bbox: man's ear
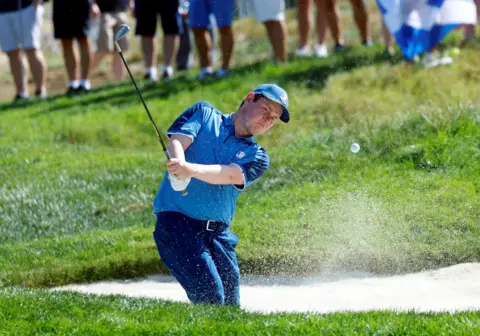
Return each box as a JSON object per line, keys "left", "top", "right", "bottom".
{"left": 244, "top": 91, "right": 255, "bottom": 102}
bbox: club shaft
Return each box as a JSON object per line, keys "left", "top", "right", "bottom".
{"left": 117, "top": 48, "right": 169, "bottom": 154}
{"left": 115, "top": 41, "right": 187, "bottom": 196}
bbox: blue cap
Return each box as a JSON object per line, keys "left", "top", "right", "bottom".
{"left": 253, "top": 84, "right": 290, "bottom": 123}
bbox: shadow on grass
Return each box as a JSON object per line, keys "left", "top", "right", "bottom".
{"left": 0, "top": 47, "right": 403, "bottom": 116}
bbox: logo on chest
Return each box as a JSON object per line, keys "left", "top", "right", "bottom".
{"left": 236, "top": 151, "right": 245, "bottom": 159}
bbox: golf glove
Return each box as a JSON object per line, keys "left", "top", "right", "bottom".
{"left": 168, "top": 174, "right": 190, "bottom": 192}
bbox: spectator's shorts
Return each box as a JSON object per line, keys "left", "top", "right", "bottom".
{"left": 135, "top": 0, "right": 180, "bottom": 36}
{"left": 97, "top": 11, "right": 129, "bottom": 52}
{"left": 189, "top": 0, "right": 235, "bottom": 29}
{"left": 53, "top": 0, "right": 91, "bottom": 39}
{"left": 237, "top": 0, "right": 285, "bottom": 22}
{"left": 0, "top": 4, "right": 43, "bottom": 53}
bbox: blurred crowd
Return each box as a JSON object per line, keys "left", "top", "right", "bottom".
{"left": 1, "top": 0, "right": 479, "bottom": 102}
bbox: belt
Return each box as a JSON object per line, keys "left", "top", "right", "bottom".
{"left": 163, "top": 211, "right": 228, "bottom": 233}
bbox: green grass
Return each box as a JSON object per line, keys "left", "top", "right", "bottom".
{"left": 1, "top": 5, "right": 480, "bottom": 334}
{"left": 1, "top": 43, "right": 480, "bottom": 288}
{"left": 1, "top": 288, "right": 480, "bottom": 335}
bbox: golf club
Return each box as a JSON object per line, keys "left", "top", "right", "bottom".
{"left": 114, "top": 24, "right": 188, "bottom": 196}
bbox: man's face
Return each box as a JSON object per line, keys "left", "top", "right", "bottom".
{"left": 243, "top": 94, "right": 283, "bottom": 136}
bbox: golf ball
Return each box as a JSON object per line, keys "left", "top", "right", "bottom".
{"left": 350, "top": 143, "right": 360, "bottom": 153}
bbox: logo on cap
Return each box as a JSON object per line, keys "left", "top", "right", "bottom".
{"left": 280, "top": 94, "right": 288, "bottom": 106}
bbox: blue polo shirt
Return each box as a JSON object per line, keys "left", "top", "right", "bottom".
{"left": 153, "top": 101, "right": 270, "bottom": 226}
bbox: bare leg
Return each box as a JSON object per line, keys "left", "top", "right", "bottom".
{"left": 192, "top": 28, "right": 212, "bottom": 68}
{"left": 24, "top": 48, "right": 47, "bottom": 95}
{"left": 314, "top": 0, "right": 327, "bottom": 45}
{"left": 324, "top": 0, "right": 344, "bottom": 47}
{"left": 218, "top": 26, "right": 234, "bottom": 70}
{"left": 142, "top": 36, "right": 156, "bottom": 68}
{"left": 350, "top": 0, "right": 370, "bottom": 43}
{"left": 92, "top": 51, "right": 109, "bottom": 73}
{"left": 77, "top": 36, "right": 92, "bottom": 82}
{"left": 163, "top": 34, "right": 179, "bottom": 67}
{"left": 6, "top": 49, "right": 28, "bottom": 97}
{"left": 297, "top": 0, "right": 311, "bottom": 50}
{"left": 264, "top": 20, "right": 287, "bottom": 63}
{"left": 61, "top": 39, "right": 79, "bottom": 83}
{"left": 382, "top": 20, "right": 394, "bottom": 54}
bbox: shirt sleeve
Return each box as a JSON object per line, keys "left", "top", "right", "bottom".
{"left": 230, "top": 146, "right": 270, "bottom": 191}
{"left": 167, "top": 102, "right": 208, "bottom": 141}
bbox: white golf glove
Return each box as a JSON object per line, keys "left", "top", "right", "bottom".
{"left": 168, "top": 174, "right": 191, "bottom": 192}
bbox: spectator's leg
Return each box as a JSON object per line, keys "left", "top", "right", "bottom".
{"left": 20, "top": 3, "right": 47, "bottom": 97}
{"left": 349, "top": 0, "right": 371, "bottom": 45}
{"left": 264, "top": 20, "right": 287, "bottom": 63}
{"left": 77, "top": 36, "right": 93, "bottom": 90}
{"left": 297, "top": 0, "right": 312, "bottom": 55}
{"left": 324, "top": 0, "right": 344, "bottom": 51}
{"left": 218, "top": 26, "right": 234, "bottom": 70}
{"left": 313, "top": 0, "right": 328, "bottom": 57}
{"left": 61, "top": 39, "right": 80, "bottom": 91}
{"left": 142, "top": 36, "right": 157, "bottom": 71}
{"left": 253, "top": 0, "right": 287, "bottom": 62}
{"left": 381, "top": 20, "right": 394, "bottom": 55}
{"left": 212, "top": 0, "right": 235, "bottom": 76}
{"left": 92, "top": 13, "right": 111, "bottom": 76}
{"left": 24, "top": 48, "right": 47, "bottom": 96}
{"left": 159, "top": 0, "right": 180, "bottom": 79}
{"left": 135, "top": 0, "right": 159, "bottom": 81}
{"left": 192, "top": 28, "right": 212, "bottom": 69}
{"left": 6, "top": 49, "right": 29, "bottom": 98}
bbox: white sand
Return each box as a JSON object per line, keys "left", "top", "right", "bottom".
{"left": 53, "top": 263, "right": 480, "bottom": 314}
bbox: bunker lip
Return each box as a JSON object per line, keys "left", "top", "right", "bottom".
{"left": 52, "top": 263, "right": 480, "bottom": 314}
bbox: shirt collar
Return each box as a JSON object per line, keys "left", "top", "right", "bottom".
{"left": 223, "top": 113, "right": 255, "bottom": 143}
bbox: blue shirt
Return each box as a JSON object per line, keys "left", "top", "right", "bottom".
{"left": 153, "top": 101, "right": 270, "bottom": 226}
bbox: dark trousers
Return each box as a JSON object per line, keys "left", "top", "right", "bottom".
{"left": 153, "top": 211, "right": 240, "bottom": 306}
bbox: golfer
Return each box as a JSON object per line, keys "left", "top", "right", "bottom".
{"left": 153, "top": 84, "right": 290, "bottom": 306}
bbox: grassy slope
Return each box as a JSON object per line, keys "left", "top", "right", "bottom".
{"left": 1, "top": 288, "right": 480, "bottom": 335}
{"left": 1, "top": 43, "right": 480, "bottom": 287}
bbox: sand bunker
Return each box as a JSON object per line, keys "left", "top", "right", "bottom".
{"left": 53, "top": 263, "right": 480, "bottom": 314}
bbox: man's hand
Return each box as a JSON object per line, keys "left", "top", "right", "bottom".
{"left": 166, "top": 158, "right": 195, "bottom": 180}
{"left": 34, "top": 0, "right": 41, "bottom": 7}
{"left": 168, "top": 174, "right": 191, "bottom": 192}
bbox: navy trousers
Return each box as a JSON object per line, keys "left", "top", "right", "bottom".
{"left": 153, "top": 211, "right": 240, "bottom": 306}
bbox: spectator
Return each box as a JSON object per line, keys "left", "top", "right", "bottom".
{"left": 462, "top": 0, "right": 480, "bottom": 45}
{"left": 175, "top": 1, "right": 218, "bottom": 72}
{"left": 297, "top": 0, "right": 372, "bottom": 57}
{"left": 134, "top": 0, "right": 180, "bottom": 81}
{"left": 0, "top": 0, "right": 47, "bottom": 102}
{"left": 189, "top": 0, "right": 235, "bottom": 80}
{"left": 92, "top": 0, "right": 133, "bottom": 81}
{"left": 296, "top": 0, "right": 344, "bottom": 57}
{"left": 237, "top": 0, "right": 288, "bottom": 63}
{"left": 53, "top": 0, "right": 97, "bottom": 94}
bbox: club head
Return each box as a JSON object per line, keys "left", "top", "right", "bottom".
{"left": 114, "top": 24, "right": 130, "bottom": 41}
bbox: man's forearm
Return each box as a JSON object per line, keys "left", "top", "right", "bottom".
{"left": 167, "top": 139, "right": 186, "bottom": 161}
{"left": 189, "top": 163, "right": 244, "bottom": 185}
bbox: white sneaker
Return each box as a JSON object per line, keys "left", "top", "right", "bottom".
{"left": 421, "top": 53, "right": 440, "bottom": 68}
{"left": 438, "top": 55, "right": 453, "bottom": 66}
{"left": 315, "top": 44, "right": 328, "bottom": 58}
{"left": 296, "top": 46, "right": 312, "bottom": 57}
